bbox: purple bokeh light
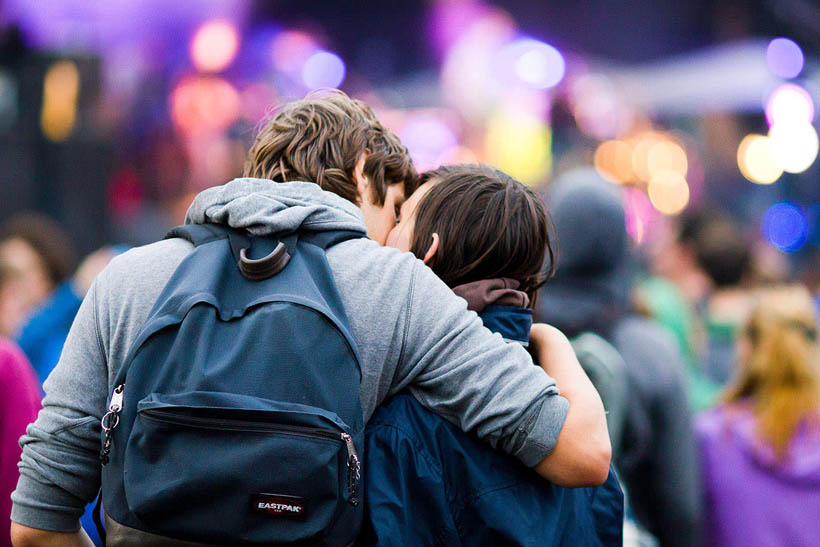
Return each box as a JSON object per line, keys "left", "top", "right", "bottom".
{"left": 762, "top": 202, "right": 808, "bottom": 253}
{"left": 301, "top": 50, "right": 346, "bottom": 90}
{"left": 766, "top": 37, "right": 804, "bottom": 79}
{"left": 497, "top": 38, "right": 565, "bottom": 90}
{"left": 399, "top": 115, "right": 458, "bottom": 170}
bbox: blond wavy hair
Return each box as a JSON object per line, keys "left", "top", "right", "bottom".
{"left": 724, "top": 284, "right": 820, "bottom": 458}
{"left": 243, "top": 90, "right": 416, "bottom": 205}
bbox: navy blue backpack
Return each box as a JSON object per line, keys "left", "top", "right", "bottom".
{"left": 96, "top": 224, "right": 365, "bottom": 545}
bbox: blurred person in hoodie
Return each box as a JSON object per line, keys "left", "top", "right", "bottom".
{"left": 697, "top": 285, "right": 820, "bottom": 547}
{"left": 537, "top": 168, "right": 701, "bottom": 547}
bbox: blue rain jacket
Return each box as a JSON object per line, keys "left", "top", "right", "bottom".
{"left": 362, "top": 304, "right": 624, "bottom": 546}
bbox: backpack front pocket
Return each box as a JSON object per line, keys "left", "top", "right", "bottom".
{"left": 123, "top": 391, "right": 359, "bottom": 545}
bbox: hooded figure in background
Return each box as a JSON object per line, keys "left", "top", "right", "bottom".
{"left": 538, "top": 168, "right": 702, "bottom": 547}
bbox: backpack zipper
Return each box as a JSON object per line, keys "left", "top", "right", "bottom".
{"left": 100, "top": 384, "right": 125, "bottom": 465}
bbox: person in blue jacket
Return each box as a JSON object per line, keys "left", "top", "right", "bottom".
{"left": 364, "top": 164, "right": 624, "bottom": 546}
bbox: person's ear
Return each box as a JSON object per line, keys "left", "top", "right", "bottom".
{"left": 353, "top": 151, "right": 370, "bottom": 203}
{"left": 423, "top": 233, "right": 440, "bottom": 265}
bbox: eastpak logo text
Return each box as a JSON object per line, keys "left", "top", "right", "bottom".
{"left": 257, "top": 501, "right": 302, "bottom": 514}
{"left": 251, "top": 494, "right": 307, "bottom": 519}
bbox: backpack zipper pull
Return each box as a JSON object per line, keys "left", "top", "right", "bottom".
{"left": 100, "top": 384, "right": 125, "bottom": 465}
{"left": 341, "top": 433, "right": 360, "bottom": 506}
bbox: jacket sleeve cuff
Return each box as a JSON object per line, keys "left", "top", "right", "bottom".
{"left": 513, "top": 394, "right": 569, "bottom": 467}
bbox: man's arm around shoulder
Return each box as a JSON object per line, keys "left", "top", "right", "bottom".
{"left": 530, "top": 324, "right": 612, "bottom": 487}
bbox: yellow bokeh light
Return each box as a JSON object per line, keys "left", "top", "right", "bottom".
{"left": 594, "top": 140, "right": 634, "bottom": 183}
{"left": 648, "top": 170, "right": 690, "bottom": 215}
{"left": 630, "top": 132, "right": 663, "bottom": 182}
{"left": 40, "top": 60, "right": 80, "bottom": 142}
{"left": 737, "top": 134, "right": 783, "bottom": 184}
{"left": 768, "top": 123, "right": 819, "bottom": 174}
{"left": 485, "top": 109, "right": 551, "bottom": 185}
{"left": 647, "top": 140, "right": 688, "bottom": 178}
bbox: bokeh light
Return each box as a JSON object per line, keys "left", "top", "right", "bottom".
{"left": 440, "top": 8, "right": 516, "bottom": 120}
{"left": 190, "top": 20, "right": 240, "bottom": 73}
{"left": 762, "top": 202, "right": 808, "bottom": 253}
{"left": 170, "top": 76, "right": 240, "bottom": 134}
{"left": 301, "top": 50, "right": 346, "bottom": 89}
{"left": 647, "top": 170, "right": 690, "bottom": 215}
{"left": 623, "top": 187, "right": 657, "bottom": 245}
{"left": 239, "top": 82, "right": 278, "bottom": 123}
{"left": 631, "top": 132, "right": 664, "bottom": 182}
{"left": 766, "top": 38, "right": 804, "bottom": 79}
{"left": 647, "top": 140, "right": 688, "bottom": 178}
{"left": 40, "top": 60, "right": 80, "bottom": 142}
{"left": 807, "top": 204, "right": 820, "bottom": 247}
{"left": 485, "top": 108, "right": 551, "bottom": 185}
{"left": 272, "top": 31, "right": 319, "bottom": 75}
{"left": 594, "top": 139, "right": 634, "bottom": 183}
{"left": 768, "top": 122, "right": 819, "bottom": 174}
{"left": 501, "top": 38, "right": 565, "bottom": 89}
{"left": 399, "top": 115, "right": 458, "bottom": 170}
{"left": 569, "top": 73, "right": 634, "bottom": 140}
{"left": 435, "top": 145, "right": 480, "bottom": 166}
{"left": 737, "top": 134, "right": 783, "bottom": 184}
{"left": 765, "top": 84, "right": 814, "bottom": 127}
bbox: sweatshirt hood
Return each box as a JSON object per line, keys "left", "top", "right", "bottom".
{"left": 452, "top": 278, "right": 529, "bottom": 314}
{"left": 703, "top": 405, "right": 820, "bottom": 486}
{"left": 537, "top": 168, "right": 633, "bottom": 336}
{"left": 185, "top": 178, "right": 368, "bottom": 237}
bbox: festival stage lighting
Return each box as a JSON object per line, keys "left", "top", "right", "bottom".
{"left": 766, "top": 38, "right": 804, "bottom": 79}
{"left": 765, "top": 84, "right": 814, "bottom": 127}
{"left": 647, "top": 170, "right": 690, "bottom": 215}
{"left": 647, "top": 140, "right": 688, "bottom": 179}
{"left": 737, "top": 134, "right": 783, "bottom": 184}
{"left": 272, "top": 31, "right": 319, "bottom": 75}
{"left": 301, "top": 50, "right": 346, "bottom": 90}
{"left": 594, "top": 140, "right": 634, "bottom": 183}
{"left": 170, "top": 76, "right": 240, "bottom": 134}
{"left": 40, "top": 60, "right": 80, "bottom": 142}
{"left": 768, "top": 122, "right": 819, "bottom": 174}
{"left": 762, "top": 202, "right": 807, "bottom": 252}
{"left": 399, "top": 115, "right": 458, "bottom": 170}
{"left": 435, "top": 145, "right": 479, "bottom": 166}
{"left": 501, "top": 38, "right": 565, "bottom": 90}
{"left": 630, "top": 132, "right": 664, "bottom": 182}
{"left": 190, "top": 20, "right": 239, "bottom": 73}
{"left": 485, "top": 108, "right": 550, "bottom": 185}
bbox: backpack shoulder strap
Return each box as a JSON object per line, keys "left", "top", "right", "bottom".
{"left": 300, "top": 230, "right": 365, "bottom": 251}
{"left": 166, "top": 224, "right": 232, "bottom": 247}
{"left": 166, "top": 224, "right": 250, "bottom": 264}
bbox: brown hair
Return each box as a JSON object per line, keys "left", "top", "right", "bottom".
{"left": 409, "top": 164, "right": 555, "bottom": 302}
{"left": 724, "top": 285, "right": 820, "bottom": 458}
{"left": 243, "top": 89, "right": 417, "bottom": 205}
{"left": 0, "top": 212, "right": 77, "bottom": 285}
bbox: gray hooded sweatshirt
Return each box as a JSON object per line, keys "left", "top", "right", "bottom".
{"left": 12, "top": 179, "right": 568, "bottom": 532}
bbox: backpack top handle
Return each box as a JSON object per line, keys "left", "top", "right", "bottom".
{"left": 238, "top": 241, "right": 291, "bottom": 281}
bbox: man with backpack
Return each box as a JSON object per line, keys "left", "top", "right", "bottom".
{"left": 11, "top": 91, "right": 610, "bottom": 546}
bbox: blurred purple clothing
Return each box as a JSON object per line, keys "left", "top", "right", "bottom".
{"left": 0, "top": 338, "right": 40, "bottom": 547}
{"left": 697, "top": 404, "right": 820, "bottom": 547}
